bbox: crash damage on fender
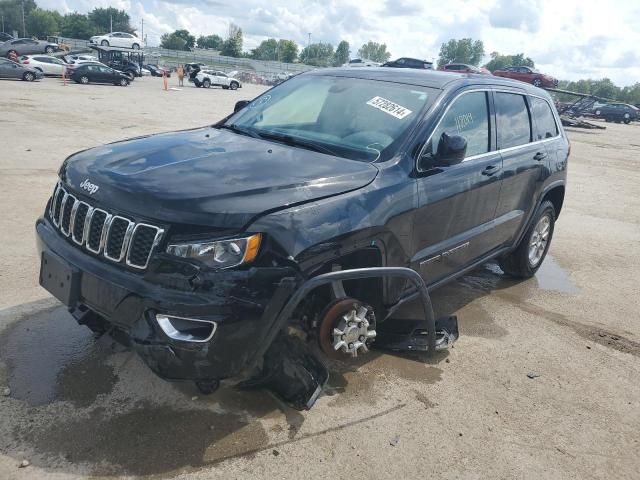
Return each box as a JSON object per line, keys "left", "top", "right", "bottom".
{"left": 36, "top": 67, "right": 568, "bottom": 409}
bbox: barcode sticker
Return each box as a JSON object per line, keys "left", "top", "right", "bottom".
{"left": 366, "top": 96, "right": 413, "bottom": 119}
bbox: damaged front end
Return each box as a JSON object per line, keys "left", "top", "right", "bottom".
{"left": 241, "top": 267, "right": 459, "bottom": 410}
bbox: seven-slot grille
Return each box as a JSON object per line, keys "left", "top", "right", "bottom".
{"left": 48, "top": 182, "right": 164, "bottom": 270}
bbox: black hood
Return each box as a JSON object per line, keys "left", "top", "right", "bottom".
{"left": 60, "top": 127, "right": 378, "bottom": 229}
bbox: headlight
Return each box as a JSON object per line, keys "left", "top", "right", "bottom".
{"left": 166, "top": 233, "right": 261, "bottom": 269}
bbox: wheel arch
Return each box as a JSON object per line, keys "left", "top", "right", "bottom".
{"left": 541, "top": 184, "right": 565, "bottom": 218}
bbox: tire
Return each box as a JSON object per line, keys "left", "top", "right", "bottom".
{"left": 624, "top": 118, "right": 631, "bottom": 125}
{"left": 79, "top": 75, "right": 89, "bottom": 84}
{"left": 222, "top": 85, "right": 229, "bottom": 90}
{"left": 23, "top": 71, "right": 35, "bottom": 82}
{"left": 230, "top": 81, "right": 239, "bottom": 90}
{"left": 532, "top": 78, "right": 542, "bottom": 87}
{"left": 119, "top": 78, "right": 129, "bottom": 86}
{"left": 499, "top": 200, "right": 556, "bottom": 278}
{"left": 125, "top": 72, "right": 135, "bottom": 81}
{"left": 132, "top": 43, "right": 140, "bottom": 49}
{"left": 101, "top": 40, "right": 109, "bottom": 46}
{"left": 44, "top": 45, "right": 54, "bottom": 54}
{"left": 595, "top": 110, "right": 601, "bottom": 116}
{"left": 203, "top": 79, "right": 211, "bottom": 88}
{"left": 6, "top": 50, "right": 17, "bottom": 58}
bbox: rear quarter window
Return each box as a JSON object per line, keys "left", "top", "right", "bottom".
{"left": 495, "top": 92, "right": 531, "bottom": 149}
{"left": 530, "top": 97, "right": 559, "bottom": 140}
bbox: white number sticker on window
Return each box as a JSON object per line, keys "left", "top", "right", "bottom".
{"left": 366, "top": 96, "right": 413, "bottom": 119}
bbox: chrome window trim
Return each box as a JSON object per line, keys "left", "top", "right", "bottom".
{"left": 103, "top": 216, "right": 135, "bottom": 262}
{"left": 59, "top": 194, "right": 76, "bottom": 237}
{"left": 85, "top": 208, "right": 110, "bottom": 254}
{"left": 416, "top": 87, "right": 563, "bottom": 172}
{"left": 126, "top": 223, "right": 165, "bottom": 270}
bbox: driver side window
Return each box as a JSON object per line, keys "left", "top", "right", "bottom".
{"left": 428, "top": 91, "right": 490, "bottom": 158}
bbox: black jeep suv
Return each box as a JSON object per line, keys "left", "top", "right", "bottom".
{"left": 36, "top": 69, "right": 568, "bottom": 408}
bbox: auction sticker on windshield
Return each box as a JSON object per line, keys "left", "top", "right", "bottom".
{"left": 366, "top": 96, "right": 413, "bottom": 119}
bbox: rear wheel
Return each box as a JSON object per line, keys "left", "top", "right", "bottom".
{"left": 101, "top": 40, "right": 109, "bottom": 46}
{"left": 595, "top": 109, "right": 601, "bottom": 116}
{"left": 132, "top": 43, "right": 140, "bottom": 49}
{"left": 6, "top": 50, "right": 17, "bottom": 58}
{"left": 23, "top": 71, "right": 35, "bottom": 82}
{"left": 230, "top": 81, "right": 239, "bottom": 90}
{"left": 119, "top": 77, "right": 129, "bottom": 86}
{"left": 44, "top": 45, "right": 54, "bottom": 54}
{"left": 203, "top": 78, "right": 211, "bottom": 88}
{"left": 532, "top": 78, "right": 543, "bottom": 87}
{"left": 499, "top": 201, "right": 556, "bottom": 278}
{"left": 79, "top": 75, "right": 89, "bottom": 84}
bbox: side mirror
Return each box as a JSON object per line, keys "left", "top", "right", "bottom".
{"left": 435, "top": 132, "right": 467, "bottom": 166}
{"left": 234, "top": 100, "right": 250, "bottom": 113}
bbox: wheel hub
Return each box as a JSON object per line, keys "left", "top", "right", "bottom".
{"left": 331, "top": 305, "right": 376, "bottom": 357}
{"left": 528, "top": 215, "right": 550, "bottom": 266}
{"left": 319, "top": 299, "right": 376, "bottom": 358}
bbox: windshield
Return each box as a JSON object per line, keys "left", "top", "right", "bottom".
{"left": 223, "top": 74, "right": 437, "bottom": 162}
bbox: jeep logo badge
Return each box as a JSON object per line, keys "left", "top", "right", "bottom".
{"left": 80, "top": 179, "right": 99, "bottom": 195}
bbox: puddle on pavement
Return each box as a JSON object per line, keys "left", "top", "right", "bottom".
{"left": 0, "top": 306, "right": 117, "bottom": 406}
{"left": 17, "top": 402, "right": 269, "bottom": 475}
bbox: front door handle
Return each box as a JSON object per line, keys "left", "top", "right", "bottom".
{"left": 481, "top": 165, "right": 501, "bottom": 176}
{"left": 534, "top": 152, "right": 548, "bottom": 161}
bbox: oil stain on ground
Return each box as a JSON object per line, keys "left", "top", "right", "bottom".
{"left": 0, "top": 306, "right": 117, "bottom": 407}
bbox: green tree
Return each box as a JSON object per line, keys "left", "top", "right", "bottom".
{"left": 60, "top": 13, "right": 95, "bottom": 39}
{"left": 26, "top": 8, "right": 60, "bottom": 38}
{"left": 334, "top": 40, "right": 350, "bottom": 66}
{"left": 484, "top": 51, "right": 535, "bottom": 71}
{"left": 620, "top": 83, "right": 640, "bottom": 105}
{"left": 251, "top": 38, "right": 278, "bottom": 60}
{"left": 87, "top": 7, "right": 132, "bottom": 34}
{"left": 220, "top": 23, "right": 243, "bottom": 57}
{"left": 197, "top": 34, "right": 223, "bottom": 49}
{"left": 0, "top": 0, "right": 37, "bottom": 36}
{"left": 278, "top": 39, "right": 298, "bottom": 63}
{"left": 300, "top": 42, "right": 335, "bottom": 67}
{"left": 160, "top": 32, "right": 187, "bottom": 50}
{"left": 437, "top": 38, "right": 485, "bottom": 67}
{"left": 357, "top": 41, "right": 391, "bottom": 63}
{"left": 589, "top": 78, "right": 618, "bottom": 99}
{"left": 173, "top": 29, "right": 195, "bottom": 49}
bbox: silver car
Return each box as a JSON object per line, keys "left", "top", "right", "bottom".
{"left": 0, "top": 58, "right": 44, "bottom": 81}
{"left": 0, "top": 38, "right": 58, "bottom": 57}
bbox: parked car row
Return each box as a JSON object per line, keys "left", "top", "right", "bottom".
{"left": 594, "top": 103, "right": 639, "bottom": 124}
{"left": 0, "top": 37, "right": 59, "bottom": 57}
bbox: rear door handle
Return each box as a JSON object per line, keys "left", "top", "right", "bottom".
{"left": 534, "top": 152, "right": 548, "bottom": 161}
{"left": 481, "top": 165, "right": 501, "bottom": 176}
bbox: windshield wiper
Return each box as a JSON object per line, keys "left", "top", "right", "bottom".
{"left": 218, "top": 124, "right": 261, "bottom": 139}
{"left": 254, "top": 130, "right": 339, "bottom": 157}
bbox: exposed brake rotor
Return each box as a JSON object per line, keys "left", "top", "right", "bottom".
{"left": 319, "top": 298, "right": 376, "bottom": 358}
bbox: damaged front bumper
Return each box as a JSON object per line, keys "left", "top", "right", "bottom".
{"left": 36, "top": 218, "right": 458, "bottom": 410}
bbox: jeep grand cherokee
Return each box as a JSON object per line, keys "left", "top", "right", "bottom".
{"left": 36, "top": 68, "right": 568, "bottom": 408}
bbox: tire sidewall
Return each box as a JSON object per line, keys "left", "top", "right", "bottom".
{"left": 24, "top": 72, "right": 35, "bottom": 81}
{"left": 522, "top": 201, "right": 556, "bottom": 274}
{"left": 80, "top": 75, "right": 89, "bottom": 84}
{"left": 230, "top": 81, "right": 238, "bottom": 90}
{"left": 203, "top": 79, "right": 210, "bottom": 88}
{"left": 120, "top": 78, "right": 128, "bottom": 86}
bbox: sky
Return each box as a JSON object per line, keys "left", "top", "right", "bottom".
{"left": 39, "top": 0, "right": 640, "bottom": 86}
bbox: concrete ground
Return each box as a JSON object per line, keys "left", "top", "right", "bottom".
{"left": 0, "top": 76, "right": 639, "bottom": 479}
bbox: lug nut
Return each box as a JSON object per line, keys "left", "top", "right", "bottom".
{"left": 359, "top": 335, "right": 365, "bottom": 342}
{"left": 348, "top": 343, "right": 354, "bottom": 350}
{"left": 341, "top": 335, "right": 345, "bottom": 341}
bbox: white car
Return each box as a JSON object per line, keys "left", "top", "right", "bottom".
{"left": 64, "top": 54, "right": 99, "bottom": 64}
{"left": 342, "top": 58, "right": 381, "bottom": 67}
{"left": 192, "top": 69, "right": 242, "bottom": 89}
{"left": 89, "top": 32, "right": 143, "bottom": 49}
{"left": 19, "top": 55, "right": 67, "bottom": 76}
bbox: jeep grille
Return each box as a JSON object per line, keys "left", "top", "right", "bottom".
{"left": 49, "top": 182, "right": 163, "bottom": 270}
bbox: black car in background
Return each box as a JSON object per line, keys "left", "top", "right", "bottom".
{"left": 595, "top": 103, "right": 639, "bottom": 124}
{"left": 70, "top": 64, "right": 130, "bottom": 86}
{"left": 36, "top": 69, "right": 568, "bottom": 409}
{"left": 383, "top": 57, "right": 433, "bottom": 69}
{"left": 144, "top": 64, "right": 171, "bottom": 77}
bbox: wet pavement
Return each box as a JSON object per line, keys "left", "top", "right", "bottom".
{"left": 0, "top": 257, "right": 600, "bottom": 477}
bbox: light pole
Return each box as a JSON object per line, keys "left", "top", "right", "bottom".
{"left": 21, "top": 1, "right": 26, "bottom": 37}
{"left": 308, "top": 32, "right": 311, "bottom": 47}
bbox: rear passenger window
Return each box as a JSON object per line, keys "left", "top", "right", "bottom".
{"left": 530, "top": 97, "right": 558, "bottom": 140}
{"left": 495, "top": 93, "right": 531, "bottom": 149}
{"left": 429, "top": 91, "right": 490, "bottom": 158}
